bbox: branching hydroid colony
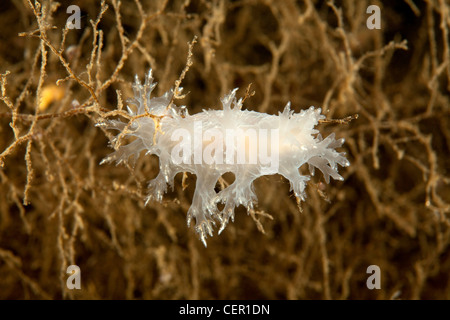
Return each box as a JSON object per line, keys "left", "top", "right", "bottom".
{"left": 98, "top": 70, "right": 349, "bottom": 246}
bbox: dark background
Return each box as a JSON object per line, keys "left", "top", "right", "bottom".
{"left": 0, "top": 0, "right": 449, "bottom": 299}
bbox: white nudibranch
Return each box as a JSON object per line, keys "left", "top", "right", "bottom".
{"left": 97, "top": 69, "right": 350, "bottom": 246}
